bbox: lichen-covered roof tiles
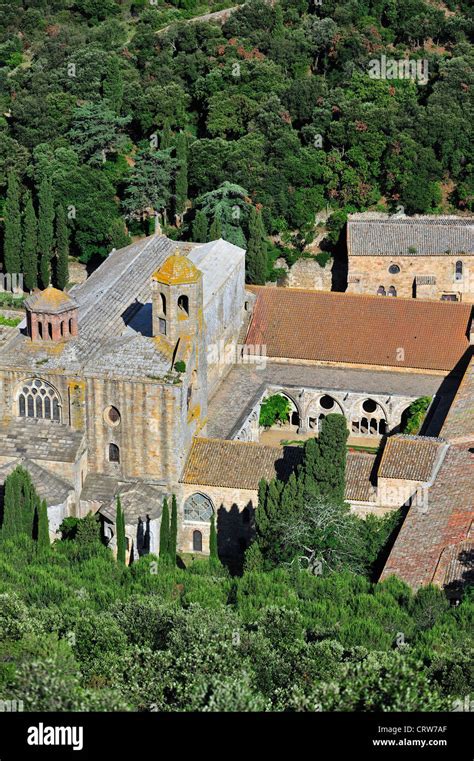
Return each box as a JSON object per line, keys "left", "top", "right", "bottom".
{"left": 347, "top": 213, "right": 474, "bottom": 256}
{"left": 153, "top": 250, "right": 200, "bottom": 285}
{"left": 25, "top": 287, "right": 77, "bottom": 314}
{"left": 378, "top": 435, "right": 447, "bottom": 482}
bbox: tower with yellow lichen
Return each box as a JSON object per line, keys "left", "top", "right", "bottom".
{"left": 151, "top": 251, "right": 202, "bottom": 346}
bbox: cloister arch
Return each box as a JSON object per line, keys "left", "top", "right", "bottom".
{"left": 306, "top": 394, "right": 345, "bottom": 432}
{"left": 350, "top": 398, "right": 388, "bottom": 436}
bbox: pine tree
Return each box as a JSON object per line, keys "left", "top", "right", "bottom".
{"left": 174, "top": 132, "right": 188, "bottom": 218}
{"left": 3, "top": 173, "right": 22, "bottom": 275}
{"left": 54, "top": 204, "right": 69, "bottom": 290}
{"left": 116, "top": 495, "right": 126, "bottom": 565}
{"left": 22, "top": 191, "right": 38, "bottom": 291}
{"left": 103, "top": 54, "right": 123, "bottom": 113}
{"left": 169, "top": 494, "right": 178, "bottom": 565}
{"left": 209, "top": 514, "right": 218, "bottom": 563}
{"left": 159, "top": 497, "right": 170, "bottom": 562}
{"left": 246, "top": 206, "right": 267, "bottom": 284}
{"left": 192, "top": 210, "right": 208, "bottom": 242}
{"left": 37, "top": 176, "right": 54, "bottom": 289}
{"left": 209, "top": 213, "right": 222, "bottom": 241}
{"left": 37, "top": 499, "right": 50, "bottom": 552}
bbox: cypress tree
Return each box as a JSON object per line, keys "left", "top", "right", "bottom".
{"left": 54, "top": 204, "right": 69, "bottom": 290}
{"left": 246, "top": 206, "right": 267, "bottom": 285}
{"left": 315, "top": 414, "right": 348, "bottom": 504}
{"left": 192, "top": 210, "right": 208, "bottom": 242}
{"left": 37, "top": 176, "right": 54, "bottom": 288}
{"left": 3, "top": 173, "right": 22, "bottom": 275}
{"left": 174, "top": 133, "right": 188, "bottom": 218}
{"left": 116, "top": 495, "right": 126, "bottom": 565}
{"left": 159, "top": 497, "right": 170, "bottom": 562}
{"left": 169, "top": 494, "right": 178, "bottom": 565}
{"left": 209, "top": 514, "right": 218, "bottom": 563}
{"left": 209, "top": 213, "right": 222, "bottom": 241}
{"left": 1, "top": 469, "right": 20, "bottom": 539}
{"left": 103, "top": 54, "right": 123, "bottom": 113}
{"left": 160, "top": 119, "right": 172, "bottom": 150}
{"left": 37, "top": 499, "right": 50, "bottom": 552}
{"left": 255, "top": 477, "right": 284, "bottom": 561}
{"left": 22, "top": 191, "right": 38, "bottom": 291}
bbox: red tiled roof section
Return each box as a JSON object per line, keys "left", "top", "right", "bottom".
{"left": 441, "top": 357, "right": 474, "bottom": 442}
{"left": 181, "top": 438, "right": 303, "bottom": 490}
{"left": 378, "top": 435, "right": 446, "bottom": 482}
{"left": 245, "top": 287, "right": 472, "bottom": 371}
{"left": 380, "top": 444, "right": 474, "bottom": 589}
{"left": 181, "top": 437, "right": 376, "bottom": 500}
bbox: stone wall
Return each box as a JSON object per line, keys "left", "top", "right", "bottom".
{"left": 179, "top": 483, "right": 255, "bottom": 558}
{"left": 347, "top": 255, "right": 474, "bottom": 301}
{"left": 275, "top": 257, "right": 332, "bottom": 291}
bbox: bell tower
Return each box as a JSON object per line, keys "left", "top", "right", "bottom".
{"left": 151, "top": 250, "right": 203, "bottom": 346}
{"left": 24, "top": 287, "right": 78, "bottom": 342}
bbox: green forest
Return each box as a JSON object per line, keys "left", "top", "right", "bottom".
{"left": 0, "top": 418, "right": 473, "bottom": 712}
{"left": 0, "top": 0, "right": 473, "bottom": 284}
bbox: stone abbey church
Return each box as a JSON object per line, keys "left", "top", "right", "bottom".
{"left": 0, "top": 216, "right": 472, "bottom": 590}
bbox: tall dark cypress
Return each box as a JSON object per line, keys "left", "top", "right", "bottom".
{"left": 169, "top": 494, "right": 178, "bottom": 565}
{"left": 37, "top": 499, "right": 50, "bottom": 552}
{"left": 174, "top": 132, "right": 188, "bottom": 219}
{"left": 159, "top": 497, "right": 170, "bottom": 562}
{"left": 246, "top": 206, "right": 267, "bottom": 284}
{"left": 116, "top": 495, "right": 126, "bottom": 565}
{"left": 1, "top": 469, "right": 19, "bottom": 539}
{"left": 22, "top": 191, "right": 38, "bottom": 291}
{"left": 209, "top": 514, "right": 218, "bottom": 563}
{"left": 54, "top": 204, "right": 69, "bottom": 290}
{"left": 37, "top": 176, "right": 54, "bottom": 289}
{"left": 192, "top": 210, "right": 208, "bottom": 243}
{"left": 3, "top": 173, "right": 22, "bottom": 275}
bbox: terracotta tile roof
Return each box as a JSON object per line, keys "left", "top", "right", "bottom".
{"left": 432, "top": 540, "right": 474, "bottom": 595}
{"left": 347, "top": 213, "right": 474, "bottom": 256}
{"left": 441, "top": 357, "right": 474, "bottom": 443}
{"left": 345, "top": 452, "right": 377, "bottom": 502}
{"left": 181, "top": 437, "right": 376, "bottom": 501}
{"left": 245, "top": 287, "right": 472, "bottom": 372}
{"left": 378, "top": 435, "right": 447, "bottom": 482}
{"left": 181, "top": 438, "right": 303, "bottom": 490}
{"left": 380, "top": 444, "right": 474, "bottom": 589}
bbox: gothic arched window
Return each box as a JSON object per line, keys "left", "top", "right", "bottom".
{"left": 17, "top": 379, "right": 61, "bottom": 422}
{"left": 184, "top": 493, "right": 213, "bottom": 522}
{"left": 377, "top": 285, "right": 386, "bottom": 296}
{"left": 455, "top": 261, "right": 463, "bottom": 281}
{"left": 388, "top": 286, "right": 397, "bottom": 297}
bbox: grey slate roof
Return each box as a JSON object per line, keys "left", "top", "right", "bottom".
{"left": 0, "top": 235, "right": 245, "bottom": 382}
{"left": 0, "top": 419, "right": 85, "bottom": 463}
{"left": 347, "top": 213, "right": 474, "bottom": 256}
{"left": 188, "top": 239, "right": 245, "bottom": 307}
{"left": 99, "top": 481, "right": 165, "bottom": 523}
{"left": 0, "top": 457, "right": 73, "bottom": 505}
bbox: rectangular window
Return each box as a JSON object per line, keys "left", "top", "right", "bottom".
{"left": 159, "top": 318, "right": 166, "bottom": 335}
